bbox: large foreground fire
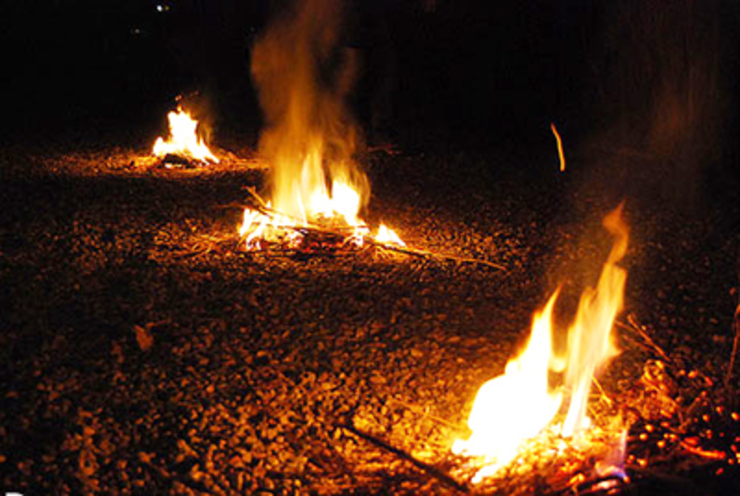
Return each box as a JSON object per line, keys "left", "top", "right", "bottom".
{"left": 239, "top": 0, "right": 402, "bottom": 251}
{"left": 453, "top": 205, "right": 628, "bottom": 481}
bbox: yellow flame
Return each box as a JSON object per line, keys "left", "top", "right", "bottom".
{"left": 153, "top": 107, "right": 219, "bottom": 163}
{"left": 454, "top": 205, "right": 629, "bottom": 481}
{"left": 375, "top": 224, "right": 405, "bottom": 247}
{"left": 452, "top": 292, "right": 563, "bottom": 475}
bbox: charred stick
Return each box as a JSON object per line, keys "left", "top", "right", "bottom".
{"left": 244, "top": 186, "right": 269, "bottom": 210}
{"left": 340, "top": 423, "right": 469, "bottom": 494}
{"left": 679, "top": 440, "right": 726, "bottom": 461}
{"left": 724, "top": 298, "right": 740, "bottom": 389}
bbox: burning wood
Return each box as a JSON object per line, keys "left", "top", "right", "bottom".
{"left": 238, "top": 187, "right": 404, "bottom": 253}
{"left": 152, "top": 106, "right": 219, "bottom": 167}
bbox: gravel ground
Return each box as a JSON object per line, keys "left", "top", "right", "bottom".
{"left": 1, "top": 139, "right": 739, "bottom": 495}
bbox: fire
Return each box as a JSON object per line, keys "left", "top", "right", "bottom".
{"left": 454, "top": 204, "right": 629, "bottom": 481}
{"left": 153, "top": 106, "right": 219, "bottom": 163}
{"left": 452, "top": 293, "right": 563, "bottom": 476}
{"left": 240, "top": 0, "right": 402, "bottom": 251}
{"left": 375, "top": 223, "right": 406, "bottom": 247}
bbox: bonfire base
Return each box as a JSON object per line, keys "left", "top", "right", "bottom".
{"left": 158, "top": 153, "right": 208, "bottom": 170}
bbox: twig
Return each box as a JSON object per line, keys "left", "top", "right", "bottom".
{"left": 172, "top": 247, "right": 212, "bottom": 260}
{"left": 724, "top": 294, "right": 740, "bottom": 389}
{"left": 238, "top": 192, "right": 507, "bottom": 271}
{"left": 616, "top": 316, "right": 671, "bottom": 363}
{"left": 372, "top": 242, "right": 507, "bottom": 272}
{"left": 591, "top": 377, "right": 613, "bottom": 408}
{"left": 340, "top": 423, "right": 469, "bottom": 493}
{"left": 244, "top": 186, "right": 269, "bottom": 210}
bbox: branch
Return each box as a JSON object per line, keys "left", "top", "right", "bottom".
{"left": 616, "top": 315, "right": 671, "bottom": 363}
{"left": 340, "top": 423, "right": 469, "bottom": 493}
{"left": 370, "top": 241, "right": 507, "bottom": 272}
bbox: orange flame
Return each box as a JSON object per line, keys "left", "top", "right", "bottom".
{"left": 454, "top": 204, "right": 628, "bottom": 481}
{"left": 153, "top": 106, "right": 218, "bottom": 163}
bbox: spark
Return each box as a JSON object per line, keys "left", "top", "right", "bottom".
{"left": 551, "top": 122, "right": 566, "bottom": 172}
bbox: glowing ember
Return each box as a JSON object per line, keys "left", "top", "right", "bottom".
{"left": 153, "top": 106, "right": 219, "bottom": 164}
{"left": 454, "top": 204, "right": 629, "bottom": 482}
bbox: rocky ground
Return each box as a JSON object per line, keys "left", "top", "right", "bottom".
{"left": 1, "top": 136, "right": 739, "bottom": 495}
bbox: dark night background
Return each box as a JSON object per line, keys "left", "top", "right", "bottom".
{"left": 3, "top": 0, "right": 736, "bottom": 158}
{"left": 3, "top": 3, "right": 740, "bottom": 494}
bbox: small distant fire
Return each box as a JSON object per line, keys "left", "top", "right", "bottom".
{"left": 153, "top": 106, "right": 219, "bottom": 165}
{"left": 551, "top": 122, "right": 566, "bottom": 172}
{"left": 453, "top": 205, "right": 629, "bottom": 484}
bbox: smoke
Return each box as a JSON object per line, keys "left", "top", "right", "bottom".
{"left": 581, "top": 0, "right": 728, "bottom": 208}
{"left": 250, "top": 0, "right": 367, "bottom": 221}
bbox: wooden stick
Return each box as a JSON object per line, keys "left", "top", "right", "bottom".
{"left": 724, "top": 297, "right": 740, "bottom": 389}
{"left": 238, "top": 192, "right": 507, "bottom": 271}
{"left": 679, "top": 440, "right": 726, "bottom": 460}
{"left": 340, "top": 423, "right": 469, "bottom": 493}
{"left": 244, "top": 186, "right": 269, "bottom": 210}
{"left": 371, "top": 241, "right": 507, "bottom": 272}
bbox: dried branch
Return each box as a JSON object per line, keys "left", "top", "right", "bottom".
{"left": 237, "top": 189, "right": 507, "bottom": 271}
{"left": 616, "top": 315, "right": 671, "bottom": 363}
{"left": 724, "top": 295, "right": 740, "bottom": 389}
{"left": 340, "top": 423, "right": 469, "bottom": 494}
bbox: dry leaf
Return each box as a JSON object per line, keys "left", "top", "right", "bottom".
{"left": 134, "top": 325, "right": 153, "bottom": 351}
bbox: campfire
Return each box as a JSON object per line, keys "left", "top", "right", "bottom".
{"left": 235, "top": 0, "right": 404, "bottom": 254}
{"left": 452, "top": 205, "right": 629, "bottom": 489}
{"left": 152, "top": 105, "right": 219, "bottom": 168}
